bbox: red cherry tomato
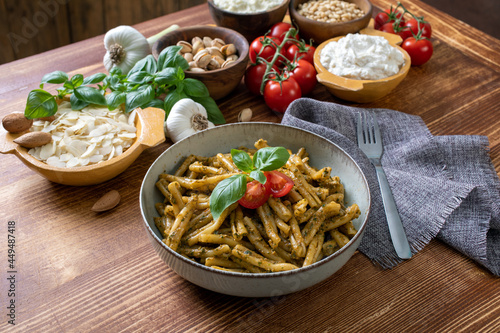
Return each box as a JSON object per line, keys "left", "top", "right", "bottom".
{"left": 404, "top": 18, "right": 432, "bottom": 39}
{"left": 285, "top": 59, "right": 317, "bottom": 96}
{"left": 263, "top": 75, "right": 302, "bottom": 113}
{"left": 264, "top": 171, "right": 294, "bottom": 198}
{"left": 375, "top": 9, "right": 405, "bottom": 29}
{"left": 379, "top": 22, "right": 412, "bottom": 41}
{"left": 268, "top": 22, "right": 299, "bottom": 48}
{"left": 401, "top": 37, "right": 433, "bottom": 66}
{"left": 285, "top": 43, "right": 316, "bottom": 64}
{"left": 238, "top": 180, "right": 270, "bottom": 209}
{"left": 249, "top": 36, "right": 281, "bottom": 64}
{"left": 245, "top": 62, "right": 279, "bottom": 95}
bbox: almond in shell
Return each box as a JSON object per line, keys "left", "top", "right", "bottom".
{"left": 91, "top": 190, "right": 121, "bottom": 212}
{"left": 2, "top": 112, "right": 33, "bottom": 133}
{"left": 13, "top": 131, "right": 52, "bottom": 148}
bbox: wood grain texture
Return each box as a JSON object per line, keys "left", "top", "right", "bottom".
{"left": 0, "top": 1, "right": 499, "bottom": 332}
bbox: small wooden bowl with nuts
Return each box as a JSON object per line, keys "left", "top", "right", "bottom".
{"left": 152, "top": 25, "right": 249, "bottom": 100}
{"left": 289, "top": 0, "right": 373, "bottom": 44}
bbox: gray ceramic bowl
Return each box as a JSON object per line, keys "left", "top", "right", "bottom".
{"left": 140, "top": 123, "right": 370, "bottom": 297}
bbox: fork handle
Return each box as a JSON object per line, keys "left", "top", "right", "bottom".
{"left": 374, "top": 165, "right": 412, "bottom": 259}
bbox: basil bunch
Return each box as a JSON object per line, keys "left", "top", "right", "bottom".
{"left": 209, "top": 147, "right": 290, "bottom": 221}
{"left": 24, "top": 46, "right": 225, "bottom": 125}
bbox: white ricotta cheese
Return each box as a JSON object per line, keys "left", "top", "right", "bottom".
{"left": 320, "top": 33, "right": 405, "bottom": 80}
{"left": 213, "top": 0, "right": 285, "bottom": 14}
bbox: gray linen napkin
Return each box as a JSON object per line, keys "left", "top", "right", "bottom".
{"left": 281, "top": 98, "right": 500, "bottom": 275}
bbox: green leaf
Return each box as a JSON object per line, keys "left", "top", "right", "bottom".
{"left": 63, "top": 81, "right": 75, "bottom": 90}
{"left": 24, "top": 89, "right": 58, "bottom": 119}
{"left": 127, "top": 55, "right": 158, "bottom": 77}
{"left": 106, "top": 91, "right": 127, "bottom": 110}
{"left": 127, "top": 71, "right": 154, "bottom": 85}
{"left": 157, "top": 45, "right": 189, "bottom": 71}
{"left": 253, "top": 147, "right": 290, "bottom": 171}
{"left": 83, "top": 73, "right": 107, "bottom": 85}
{"left": 163, "top": 90, "right": 188, "bottom": 118}
{"left": 74, "top": 86, "right": 107, "bottom": 106}
{"left": 40, "top": 71, "right": 68, "bottom": 88}
{"left": 71, "top": 74, "right": 84, "bottom": 88}
{"left": 250, "top": 170, "right": 266, "bottom": 184}
{"left": 231, "top": 149, "right": 253, "bottom": 173}
{"left": 183, "top": 78, "right": 210, "bottom": 98}
{"left": 142, "top": 98, "right": 165, "bottom": 109}
{"left": 209, "top": 174, "right": 247, "bottom": 221}
{"left": 191, "top": 96, "right": 225, "bottom": 125}
{"left": 154, "top": 67, "right": 178, "bottom": 86}
{"left": 109, "top": 67, "right": 123, "bottom": 76}
{"left": 70, "top": 93, "right": 89, "bottom": 110}
{"left": 125, "top": 85, "right": 155, "bottom": 113}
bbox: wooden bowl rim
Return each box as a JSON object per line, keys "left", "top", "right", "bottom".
{"left": 289, "top": 0, "right": 373, "bottom": 27}
{"left": 207, "top": 0, "right": 290, "bottom": 16}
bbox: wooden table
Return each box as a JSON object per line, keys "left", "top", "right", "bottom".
{"left": 1, "top": 1, "right": 499, "bottom": 331}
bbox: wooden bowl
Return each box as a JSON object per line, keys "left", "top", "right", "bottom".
{"left": 289, "top": 0, "right": 373, "bottom": 44}
{"left": 0, "top": 107, "right": 165, "bottom": 186}
{"left": 152, "top": 25, "right": 249, "bottom": 100}
{"left": 207, "top": 0, "right": 290, "bottom": 42}
{"left": 313, "top": 29, "right": 411, "bottom": 103}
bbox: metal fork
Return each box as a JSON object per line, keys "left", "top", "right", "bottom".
{"left": 357, "top": 111, "right": 412, "bottom": 259}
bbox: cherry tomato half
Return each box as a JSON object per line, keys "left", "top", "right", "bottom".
{"left": 238, "top": 180, "right": 270, "bottom": 209}
{"left": 401, "top": 37, "right": 433, "bottom": 66}
{"left": 264, "top": 76, "right": 302, "bottom": 113}
{"left": 264, "top": 171, "right": 294, "bottom": 198}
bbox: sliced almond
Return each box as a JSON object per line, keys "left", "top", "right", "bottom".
{"left": 91, "top": 190, "right": 121, "bottom": 212}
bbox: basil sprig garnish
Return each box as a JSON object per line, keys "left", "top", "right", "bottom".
{"left": 24, "top": 46, "right": 225, "bottom": 124}
{"left": 209, "top": 147, "right": 290, "bottom": 221}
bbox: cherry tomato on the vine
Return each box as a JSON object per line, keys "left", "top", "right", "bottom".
{"left": 268, "top": 22, "right": 299, "bottom": 49}
{"left": 249, "top": 36, "right": 282, "bottom": 64}
{"left": 379, "top": 22, "right": 412, "bottom": 41}
{"left": 285, "top": 43, "right": 316, "bottom": 64}
{"left": 401, "top": 37, "right": 433, "bottom": 66}
{"left": 264, "top": 75, "right": 302, "bottom": 113}
{"left": 285, "top": 59, "right": 317, "bottom": 96}
{"left": 238, "top": 180, "right": 270, "bottom": 209}
{"left": 245, "top": 62, "right": 279, "bottom": 95}
{"left": 404, "top": 18, "right": 432, "bottom": 38}
{"left": 264, "top": 171, "right": 294, "bottom": 198}
{"left": 374, "top": 8, "right": 405, "bottom": 29}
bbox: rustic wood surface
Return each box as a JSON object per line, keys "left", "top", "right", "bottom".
{"left": 1, "top": 0, "right": 499, "bottom": 332}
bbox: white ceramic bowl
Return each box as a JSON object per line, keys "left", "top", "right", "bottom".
{"left": 140, "top": 123, "right": 370, "bottom": 297}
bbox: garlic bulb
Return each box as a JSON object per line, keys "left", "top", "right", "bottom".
{"left": 103, "top": 24, "right": 179, "bottom": 75}
{"left": 166, "top": 99, "right": 215, "bottom": 143}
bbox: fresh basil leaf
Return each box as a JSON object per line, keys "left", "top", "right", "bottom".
{"left": 83, "top": 73, "right": 107, "bottom": 85}
{"left": 175, "top": 66, "right": 186, "bottom": 81}
{"left": 71, "top": 74, "right": 84, "bottom": 88}
{"left": 127, "top": 55, "right": 158, "bottom": 77}
{"left": 70, "top": 93, "right": 89, "bottom": 110}
{"left": 74, "top": 86, "right": 107, "bottom": 105}
{"left": 40, "top": 71, "right": 68, "bottom": 88}
{"left": 250, "top": 170, "right": 266, "bottom": 184}
{"left": 63, "top": 81, "right": 75, "bottom": 90}
{"left": 209, "top": 174, "right": 247, "bottom": 221}
{"left": 191, "top": 96, "right": 225, "bottom": 125}
{"left": 253, "top": 147, "right": 290, "bottom": 171}
{"left": 142, "top": 98, "right": 165, "bottom": 109}
{"left": 157, "top": 45, "right": 189, "bottom": 71}
{"left": 127, "top": 71, "right": 154, "bottom": 85}
{"left": 125, "top": 85, "right": 155, "bottom": 113}
{"left": 109, "top": 67, "right": 123, "bottom": 76}
{"left": 154, "top": 67, "right": 178, "bottom": 86}
{"left": 231, "top": 149, "right": 253, "bottom": 173}
{"left": 164, "top": 90, "right": 188, "bottom": 118}
{"left": 184, "top": 78, "right": 210, "bottom": 98}
{"left": 106, "top": 91, "right": 127, "bottom": 110}
{"left": 24, "top": 89, "right": 58, "bottom": 119}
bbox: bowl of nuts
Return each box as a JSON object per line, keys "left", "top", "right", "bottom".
{"left": 152, "top": 25, "right": 249, "bottom": 100}
{"left": 289, "top": 0, "right": 373, "bottom": 44}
